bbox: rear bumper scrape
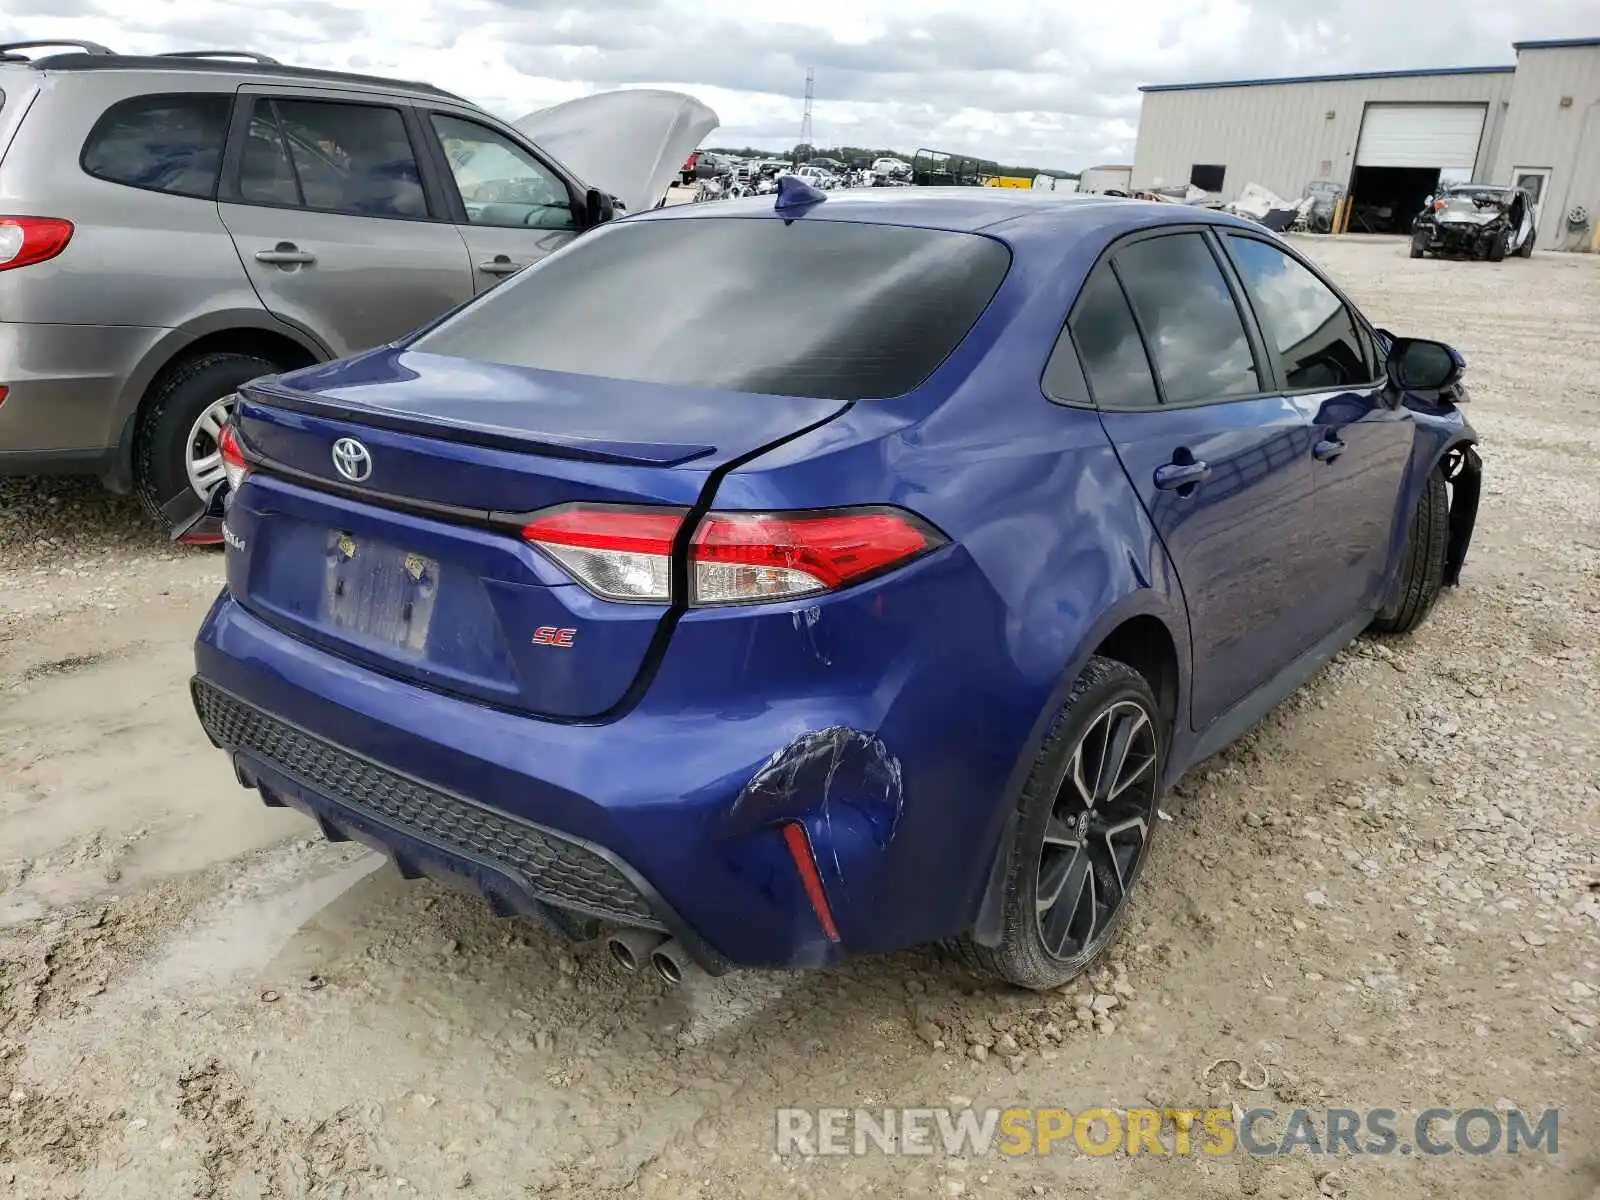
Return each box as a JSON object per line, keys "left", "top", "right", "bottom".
{"left": 1443, "top": 443, "right": 1481, "bottom": 587}
{"left": 190, "top": 676, "right": 734, "bottom": 973}
{"left": 728, "top": 726, "right": 905, "bottom": 938}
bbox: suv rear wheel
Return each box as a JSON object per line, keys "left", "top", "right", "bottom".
{"left": 135, "top": 352, "right": 281, "bottom": 535}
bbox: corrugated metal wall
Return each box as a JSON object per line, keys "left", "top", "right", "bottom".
{"left": 1131, "top": 71, "right": 1516, "bottom": 204}
{"left": 1491, "top": 45, "right": 1600, "bottom": 249}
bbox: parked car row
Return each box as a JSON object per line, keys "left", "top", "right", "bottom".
{"left": 679, "top": 151, "right": 916, "bottom": 195}
{"left": 0, "top": 40, "right": 714, "bottom": 539}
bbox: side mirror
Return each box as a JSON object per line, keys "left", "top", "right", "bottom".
{"left": 1385, "top": 337, "right": 1465, "bottom": 394}
{"left": 584, "top": 188, "right": 616, "bottom": 228}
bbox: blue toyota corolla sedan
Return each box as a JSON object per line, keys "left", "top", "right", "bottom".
{"left": 190, "top": 183, "right": 1481, "bottom": 990}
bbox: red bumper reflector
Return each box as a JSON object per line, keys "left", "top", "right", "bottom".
{"left": 782, "top": 821, "right": 841, "bottom": 943}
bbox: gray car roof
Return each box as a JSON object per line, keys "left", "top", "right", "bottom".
{"left": 9, "top": 51, "right": 467, "bottom": 104}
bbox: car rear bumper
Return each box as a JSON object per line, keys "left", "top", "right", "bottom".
{"left": 191, "top": 588, "right": 1000, "bottom": 971}
{"left": 0, "top": 321, "right": 163, "bottom": 461}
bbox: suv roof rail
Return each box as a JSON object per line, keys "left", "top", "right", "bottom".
{"left": 14, "top": 52, "right": 469, "bottom": 103}
{"left": 155, "top": 50, "right": 281, "bottom": 64}
{"left": 0, "top": 38, "right": 115, "bottom": 61}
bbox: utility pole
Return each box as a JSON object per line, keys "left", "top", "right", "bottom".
{"left": 798, "top": 67, "right": 815, "bottom": 157}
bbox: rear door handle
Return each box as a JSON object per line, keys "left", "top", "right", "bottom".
{"left": 477, "top": 255, "right": 523, "bottom": 276}
{"left": 1154, "top": 460, "right": 1212, "bottom": 491}
{"left": 1314, "top": 438, "right": 1344, "bottom": 462}
{"left": 255, "top": 242, "right": 316, "bottom": 266}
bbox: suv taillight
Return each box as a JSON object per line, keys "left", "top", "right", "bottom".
{"left": 0, "top": 218, "right": 74, "bottom": 271}
{"left": 522, "top": 505, "right": 944, "bottom": 606}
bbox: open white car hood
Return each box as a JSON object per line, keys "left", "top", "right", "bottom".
{"left": 514, "top": 90, "right": 718, "bottom": 216}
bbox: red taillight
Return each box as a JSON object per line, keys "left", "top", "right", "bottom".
{"left": 522, "top": 506, "right": 685, "bottom": 603}
{"left": 521, "top": 504, "right": 941, "bottom": 606}
{"left": 0, "top": 217, "right": 74, "bottom": 272}
{"left": 691, "top": 509, "right": 936, "bottom": 603}
{"left": 218, "top": 422, "right": 250, "bottom": 492}
{"left": 782, "top": 822, "right": 841, "bottom": 942}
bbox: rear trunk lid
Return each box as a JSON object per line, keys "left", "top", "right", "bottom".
{"left": 228, "top": 347, "right": 846, "bottom": 719}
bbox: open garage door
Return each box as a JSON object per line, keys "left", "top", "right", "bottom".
{"left": 1356, "top": 104, "right": 1486, "bottom": 169}
{"left": 1348, "top": 104, "right": 1488, "bottom": 233}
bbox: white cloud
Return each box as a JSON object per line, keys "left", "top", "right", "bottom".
{"left": 4, "top": 0, "right": 1595, "bottom": 169}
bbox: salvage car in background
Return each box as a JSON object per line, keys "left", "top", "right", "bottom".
{"left": 0, "top": 40, "right": 715, "bottom": 539}
{"left": 1410, "top": 183, "right": 1536, "bottom": 260}
{"left": 191, "top": 186, "right": 1482, "bottom": 991}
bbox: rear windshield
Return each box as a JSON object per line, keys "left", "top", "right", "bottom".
{"left": 411, "top": 216, "right": 1011, "bottom": 400}
{"left": 1440, "top": 190, "right": 1507, "bottom": 213}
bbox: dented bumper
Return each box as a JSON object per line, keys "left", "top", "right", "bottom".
{"left": 191, "top": 589, "right": 958, "bottom": 971}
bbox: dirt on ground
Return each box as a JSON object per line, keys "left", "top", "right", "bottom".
{"left": 1, "top": 236, "right": 1597, "bottom": 1199}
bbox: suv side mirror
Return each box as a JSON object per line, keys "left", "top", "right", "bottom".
{"left": 584, "top": 187, "right": 616, "bottom": 228}
{"left": 1385, "top": 337, "right": 1464, "bottom": 394}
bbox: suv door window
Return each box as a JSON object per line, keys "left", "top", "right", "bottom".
{"left": 1058, "top": 265, "right": 1159, "bottom": 410}
{"left": 81, "top": 93, "right": 231, "bottom": 199}
{"left": 1111, "top": 233, "right": 1260, "bottom": 404}
{"left": 1224, "top": 235, "right": 1371, "bottom": 389}
{"left": 430, "top": 114, "right": 576, "bottom": 231}
{"left": 238, "top": 99, "right": 428, "bottom": 219}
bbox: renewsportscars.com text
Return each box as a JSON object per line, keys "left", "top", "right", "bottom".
{"left": 774, "top": 1106, "right": 1560, "bottom": 1158}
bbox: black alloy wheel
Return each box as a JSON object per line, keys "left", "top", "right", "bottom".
{"left": 1033, "top": 698, "right": 1160, "bottom": 966}
{"left": 956, "top": 657, "right": 1166, "bottom": 990}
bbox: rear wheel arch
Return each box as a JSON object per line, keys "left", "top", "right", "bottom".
{"left": 1090, "top": 614, "right": 1181, "bottom": 738}
{"left": 967, "top": 595, "right": 1189, "bottom": 950}
{"left": 106, "top": 324, "right": 326, "bottom": 492}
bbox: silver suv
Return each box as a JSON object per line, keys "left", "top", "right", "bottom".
{"left": 0, "top": 40, "right": 707, "bottom": 539}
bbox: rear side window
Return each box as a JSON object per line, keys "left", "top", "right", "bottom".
{"left": 1064, "top": 266, "right": 1160, "bottom": 410}
{"left": 1225, "top": 235, "right": 1371, "bottom": 389}
{"left": 1112, "top": 233, "right": 1260, "bottom": 404}
{"left": 412, "top": 218, "right": 1012, "bottom": 400}
{"left": 81, "top": 93, "right": 231, "bottom": 199}
{"left": 239, "top": 99, "right": 428, "bottom": 219}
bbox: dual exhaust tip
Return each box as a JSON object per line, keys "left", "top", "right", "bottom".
{"left": 607, "top": 928, "right": 692, "bottom": 985}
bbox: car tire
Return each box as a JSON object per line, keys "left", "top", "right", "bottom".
{"left": 1518, "top": 234, "right": 1534, "bottom": 259}
{"left": 955, "top": 657, "right": 1165, "bottom": 990}
{"left": 1487, "top": 231, "right": 1509, "bottom": 262}
{"left": 134, "top": 352, "right": 281, "bottom": 533}
{"left": 1409, "top": 235, "right": 1426, "bottom": 259}
{"left": 1370, "top": 465, "right": 1449, "bottom": 635}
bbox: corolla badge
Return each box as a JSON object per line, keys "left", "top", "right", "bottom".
{"left": 331, "top": 438, "right": 372, "bottom": 482}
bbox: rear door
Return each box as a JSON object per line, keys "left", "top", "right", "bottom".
{"left": 217, "top": 88, "right": 476, "bottom": 356}
{"left": 1080, "top": 229, "right": 1319, "bottom": 730}
{"left": 415, "top": 108, "right": 581, "bottom": 293}
{"left": 1220, "top": 232, "right": 1412, "bottom": 635}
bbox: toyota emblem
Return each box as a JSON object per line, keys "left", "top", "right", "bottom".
{"left": 331, "top": 438, "right": 372, "bottom": 482}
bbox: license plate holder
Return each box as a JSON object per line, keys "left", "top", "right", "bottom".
{"left": 321, "top": 531, "right": 440, "bottom": 655}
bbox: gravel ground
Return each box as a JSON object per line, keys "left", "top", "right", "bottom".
{"left": 1, "top": 235, "right": 1597, "bottom": 1200}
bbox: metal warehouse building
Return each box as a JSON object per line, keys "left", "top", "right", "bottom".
{"left": 1131, "top": 36, "right": 1600, "bottom": 250}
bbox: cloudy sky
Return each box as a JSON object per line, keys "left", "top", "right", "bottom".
{"left": 6, "top": 1, "right": 1594, "bottom": 168}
